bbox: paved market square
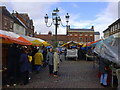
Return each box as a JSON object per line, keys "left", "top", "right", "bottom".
{"left": 10, "top": 60, "right": 106, "bottom": 88}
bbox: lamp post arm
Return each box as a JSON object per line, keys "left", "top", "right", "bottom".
{"left": 60, "top": 20, "right": 67, "bottom": 27}
{"left": 45, "top": 22, "right": 53, "bottom": 27}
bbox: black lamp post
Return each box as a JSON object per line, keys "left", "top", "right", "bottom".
{"left": 44, "top": 8, "right": 70, "bottom": 47}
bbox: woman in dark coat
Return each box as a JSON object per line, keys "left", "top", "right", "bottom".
{"left": 99, "top": 57, "right": 111, "bottom": 87}
{"left": 7, "top": 43, "right": 21, "bottom": 86}
{"left": 19, "top": 47, "right": 30, "bottom": 85}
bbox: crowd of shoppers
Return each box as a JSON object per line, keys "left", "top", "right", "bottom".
{"left": 4, "top": 43, "right": 62, "bottom": 87}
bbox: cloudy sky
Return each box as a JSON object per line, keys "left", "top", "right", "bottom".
{"left": 0, "top": 0, "right": 119, "bottom": 37}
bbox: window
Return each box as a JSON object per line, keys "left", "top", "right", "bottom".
{"left": 113, "top": 26, "right": 115, "bottom": 32}
{"left": 10, "top": 21, "right": 13, "bottom": 29}
{"left": 69, "top": 33, "right": 72, "bottom": 36}
{"left": 85, "top": 33, "right": 88, "bottom": 36}
{"left": 31, "top": 25, "right": 33, "bottom": 29}
{"left": 90, "top": 34, "right": 93, "bottom": 36}
{"left": 118, "top": 23, "right": 120, "bottom": 29}
{"left": 79, "top": 37, "right": 82, "bottom": 42}
{"left": 4, "top": 21, "right": 7, "bottom": 26}
{"left": 80, "top": 33, "right": 82, "bottom": 36}
{"left": 115, "top": 24, "right": 118, "bottom": 30}
{"left": 69, "top": 37, "right": 72, "bottom": 41}
{"left": 75, "top": 33, "right": 77, "bottom": 36}
{"left": 75, "top": 37, "right": 78, "bottom": 41}
{"left": 85, "top": 37, "right": 88, "bottom": 42}
{"left": 90, "top": 38, "right": 93, "bottom": 42}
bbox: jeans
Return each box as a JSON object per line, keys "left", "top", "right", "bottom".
{"left": 100, "top": 73, "right": 108, "bottom": 85}
{"left": 35, "top": 65, "right": 42, "bottom": 71}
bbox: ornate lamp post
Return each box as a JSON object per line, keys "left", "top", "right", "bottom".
{"left": 44, "top": 8, "right": 70, "bottom": 47}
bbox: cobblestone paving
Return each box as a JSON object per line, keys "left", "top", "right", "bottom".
{"left": 12, "top": 60, "right": 106, "bottom": 88}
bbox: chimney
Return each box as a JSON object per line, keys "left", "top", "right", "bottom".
{"left": 91, "top": 26, "right": 94, "bottom": 30}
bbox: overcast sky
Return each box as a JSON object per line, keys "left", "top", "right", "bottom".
{"left": 0, "top": 0, "right": 119, "bottom": 37}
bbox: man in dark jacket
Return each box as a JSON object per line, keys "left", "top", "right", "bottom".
{"left": 46, "top": 48, "right": 54, "bottom": 75}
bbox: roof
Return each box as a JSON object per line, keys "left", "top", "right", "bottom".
{"left": 0, "top": 6, "right": 26, "bottom": 28}
{"left": 35, "top": 34, "right": 67, "bottom": 41}
{"left": 68, "top": 28, "right": 94, "bottom": 31}
{"left": 0, "top": 6, "right": 13, "bottom": 19}
{"left": 103, "top": 18, "right": 120, "bottom": 33}
{"left": 94, "top": 32, "right": 100, "bottom": 35}
{"left": 12, "top": 15, "right": 26, "bottom": 28}
{"left": 109, "top": 18, "right": 120, "bottom": 27}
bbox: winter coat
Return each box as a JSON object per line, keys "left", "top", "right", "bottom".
{"left": 34, "top": 52, "right": 43, "bottom": 65}
{"left": 54, "top": 52, "right": 60, "bottom": 72}
{"left": 46, "top": 52, "right": 54, "bottom": 65}
{"left": 99, "top": 57, "right": 111, "bottom": 73}
{"left": 19, "top": 53, "right": 30, "bottom": 72}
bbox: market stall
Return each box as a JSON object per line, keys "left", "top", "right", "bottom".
{"left": 94, "top": 32, "right": 120, "bottom": 88}
{"left": 61, "top": 41, "right": 82, "bottom": 60}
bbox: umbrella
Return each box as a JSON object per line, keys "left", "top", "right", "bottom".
{"left": 0, "top": 30, "right": 32, "bottom": 45}
{"left": 20, "top": 35, "right": 51, "bottom": 46}
{"left": 20, "top": 35, "right": 43, "bottom": 46}
{"left": 87, "top": 39, "right": 101, "bottom": 46}
{"left": 36, "top": 38, "right": 51, "bottom": 46}
{"left": 61, "top": 41, "right": 82, "bottom": 47}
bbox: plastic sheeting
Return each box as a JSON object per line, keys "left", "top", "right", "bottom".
{"left": 94, "top": 32, "right": 120, "bottom": 66}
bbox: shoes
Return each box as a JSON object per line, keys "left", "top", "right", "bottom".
{"left": 53, "top": 75, "right": 58, "bottom": 77}
{"left": 100, "top": 83, "right": 107, "bottom": 87}
{"left": 100, "top": 83, "right": 103, "bottom": 86}
{"left": 6, "top": 84, "right": 10, "bottom": 87}
{"left": 13, "top": 84, "right": 16, "bottom": 86}
{"left": 29, "top": 77, "right": 31, "bottom": 80}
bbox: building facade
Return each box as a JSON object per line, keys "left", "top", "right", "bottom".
{"left": 103, "top": 18, "right": 120, "bottom": 38}
{"left": 12, "top": 12, "right": 34, "bottom": 37}
{"left": 35, "top": 26, "right": 97, "bottom": 46}
{"left": 35, "top": 31, "right": 67, "bottom": 46}
{"left": 0, "top": 6, "right": 26, "bottom": 35}
{"left": 0, "top": 6, "right": 14, "bottom": 31}
{"left": 12, "top": 15, "right": 26, "bottom": 35}
{"left": 67, "top": 26, "right": 95, "bottom": 43}
{"left": 94, "top": 32, "right": 100, "bottom": 41}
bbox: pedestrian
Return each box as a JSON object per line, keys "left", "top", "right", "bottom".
{"left": 78, "top": 46, "right": 82, "bottom": 60}
{"left": 64, "top": 48, "right": 67, "bottom": 60}
{"left": 27, "top": 47, "right": 33, "bottom": 80}
{"left": 99, "top": 57, "right": 111, "bottom": 87}
{"left": 46, "top": 48, "right": 54, "bottom": 76}
{"left": 34, "top": 49, "right": 43, "bottom": 73}
{"left": 19, "top": 47, "right": 30, "bottom": 85}
{"left": 42, "top": 47, "right": 48, "bottom": 67}
{"left": 31, "top": 46, "right": 38, "bottom": 71}
{"left": 53, "top": 48, "right": 60, "bottom": 77}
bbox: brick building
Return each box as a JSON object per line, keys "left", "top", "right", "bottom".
{"left": 67, "top": 26, "right": 95, "bottom": 44}
{"left": 0, "top": 6, "right": 14, "bottom": 31}
{"left": 103, "top": 18, "right": 120, "bottom": 38}
{"left": 35, "top": 31, "right": 67, "bottom": 46}
{"left": 35, "top": 26, "right": 97, "bottom": 46}
{"left": 12, "top": 12, "right": 34, "bottom": 37}
{"left": 0, "top": 6, "right": 32, "bottom": 36}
